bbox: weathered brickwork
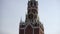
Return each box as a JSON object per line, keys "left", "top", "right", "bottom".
{"left": 25, "top": 25, "right": 33, "bottom": 34}
{"left": 20, "top": 29, "right": 24, "bottom": 34}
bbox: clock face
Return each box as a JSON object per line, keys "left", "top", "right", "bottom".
{"left": 32, "top": 9, "right": 37, "bottom": 14}
{"left": 28, "top": 14, "right": 33, "bottom": 19}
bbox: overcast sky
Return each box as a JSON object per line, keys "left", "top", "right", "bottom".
{"left": 0, "top": 0, "right": 60, "bottom": 34}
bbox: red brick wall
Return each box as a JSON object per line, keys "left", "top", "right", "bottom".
{"left": 19, "top": 25, "right": 44, "bottom": 34}
{"left": 20, "top": 29, "right": 24, "bottom": 34}
{"left": 39, "top": 28, "right": 44, "bottom": 34}
{"left": 25, "top": 25, "right": 33, "bottom": 34}
{"left": 34, "top": 28, "right": 39, "bottom": 34}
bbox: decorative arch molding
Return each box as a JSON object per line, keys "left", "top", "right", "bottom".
{"left": 25, "top": 23, "right": 33, "bottom": 34}
{"left": 20, "top": 22, "right": 40, "bottom": 29}
{"left": 25, "top": 23, "right": 33, "bottom": 29}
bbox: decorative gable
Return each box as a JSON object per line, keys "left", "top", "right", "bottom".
{"left": 25, "top": 24, "right": 33, "bottom": 34}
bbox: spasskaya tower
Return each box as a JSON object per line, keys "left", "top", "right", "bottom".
{"left": 19, "top": 0, "right": 44, "bottom": 34}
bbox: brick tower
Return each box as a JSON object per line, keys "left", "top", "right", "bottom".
{"left": 19, "top": 0, "right": 44, "bottom": 34}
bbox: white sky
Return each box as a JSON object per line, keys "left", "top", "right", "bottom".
{"left": 0, "top": 0, "right": 60, "bottom": 34}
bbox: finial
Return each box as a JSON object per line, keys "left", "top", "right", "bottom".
{"left": 29, "top": 0, "right": 36, "bottom": 1}
{"left": 20, "top": 17, "right": 22, "bottom": 23}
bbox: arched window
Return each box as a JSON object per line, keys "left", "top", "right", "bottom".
{"left": 30, "top": 2, "right": 33, "bottom": 7}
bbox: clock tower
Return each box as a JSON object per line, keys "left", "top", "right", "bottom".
{"left": 19, "top": 0, "right": 44, "bottom": 34}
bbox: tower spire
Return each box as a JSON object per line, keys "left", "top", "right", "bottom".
{"left": 20, "top": 17, "right": 22, "bottom": 23}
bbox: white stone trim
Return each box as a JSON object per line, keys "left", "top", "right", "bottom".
{"left": 33, "top": 27, "right": 39, "bottom": 28}
{"left": 25, "top": 23, "right": 33, "bottom": 34}
{"left": 24, "top": 29, "right": 25, "bottom": 34}
{"left": 20, "top": 22, "right": 40, "bottom": 34}
{"left": 20, "top": 28, "right": 25, "bottom": 29}
{"left": 25, "top": 23, "right": 33, "bottom": 29}
{"left": 33, "top": 28, "right": 34, "bottom": 34}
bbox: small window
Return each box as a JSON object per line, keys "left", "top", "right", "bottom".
{"left": 35, "top": 23, "right": 37, "bottom": 26}
{"left": 34, "top": 2, "right": 36, "bottom": 6}
{"left": 31, "top": 2, "right": 33, "bottom": 7}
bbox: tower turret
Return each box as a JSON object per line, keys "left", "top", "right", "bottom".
{"left": 25, "top": 0, "right": 39, "bottom": 23}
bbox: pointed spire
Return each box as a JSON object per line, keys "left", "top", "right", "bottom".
{"left": 29, "top": 0, "right": 36, "bottom": 1}
{"left": 20, "top": 17, "right": 22, "bottom": 23}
